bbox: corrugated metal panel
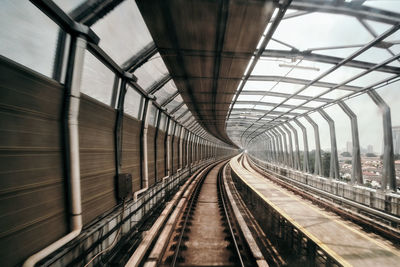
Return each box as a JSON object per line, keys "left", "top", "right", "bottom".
{"left": 79, "top": 95, "right": 117, "bottom": 225}
{"left": 156, "top": 130, "right": 166, "bottom": 180}
{"left": 0, "top": 57, "right": 68, "bottom": 266}
{"left": 121, "top": 115, "right": 141, "bottom": 193}
{"left": 147, "top": 125, "right": 156, "bottom": 186}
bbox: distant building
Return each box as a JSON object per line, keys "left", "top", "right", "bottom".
{"left": 346, "top": 141, "right": 352, "bottom": 153}
{"left": 367, "top": 145, "right": 373, "bottom": 154}
{"left": 393, "top": 126, "right": 400, "bottom": 155}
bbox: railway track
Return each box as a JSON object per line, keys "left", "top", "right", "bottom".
{"left": 131, "top": 160, "right": 269, "bottom": 267}
{"left": 161, "top": 161, "right": 254, "bottom": 266}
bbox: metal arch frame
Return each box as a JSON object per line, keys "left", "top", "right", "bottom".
{"left": 275, "top": 126, "right": 289, "bottom": 166}
{"left": 338, "top": 101, "right": 363, "bottom": 185}
{"left": 265, "top": 133, "right": 274, "bottom": 162}
{"left": 240, "top": 90, "right": 333, "bottom": 103}
{"left": 236, "top": 100, "right": 313, "bottom": 111}
{"left": 289, "top": 0, "right": 400, "bottom": 25}
{"left": 244, "top": 73, "right": 400, "bottom": 147}
{"left": 270, "top": 128, "right": 284, "bottom": 165}
{"left": 237, "top": 21, "right": 400, "bottom": 144}
{"left": 262, "top": 49, "right": 400, "bottom": 75}
{"left": 285, "top": 122, "right": 301, "bottom": 170}
{"left": 293, "top": 118, "right": 310, "bottom": 173}
{"left": 248, "top": 75, "right": 362, "bottom": 91}
{"left": 265, "top": 131, "right": 278, "bottom": 163}
{"left": 318, "top": 109, "right": 340, "bottom": 179}
{"left": 367, "top": 90, "right": 396, "bottom": 191}
{"left": 228, "top": 0, "right": 293, "bottom": 120}
{"left": 304, "top": 115, "right": 323, "bottom": 176}
{"left": 243, "top": 53, "right": 400, "bottom": 146}
{"left": 280, "top": 124, "right": 294, "bottom": 168}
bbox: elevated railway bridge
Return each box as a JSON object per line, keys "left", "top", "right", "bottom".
{"left": 1, "top": 0, "right": 400, "bottom": 266}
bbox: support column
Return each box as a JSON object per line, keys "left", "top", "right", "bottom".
{"left": 286, "top": 123, "right": 301, "bottom": 170}
{"left": 179, "top": 126, "right": 184, "bottom": 169}
{"left": 266, "top": 132, "right": 277, "bottom": 163}
{"left": 165, "top": 117, "right": 171, "bottom": 176}
{"left": 318, "top": 109, "right": 340, "bottom": 179}
{"left": 304, "top": 115, "right": 322, "bottom": 176}
{"left": 294, "top": 119, "right": 310, "bottom": 173}
{"left": 276, "top": 127, "right": 289, "bottom": 166}
{"left": 338, "top": 101, "right": 363, "bottom": 184}
{"left": 368, "top": 90, "right": 396, "bottom": 191}
{"left": 281, "top": 125, "right": 294, "bottom": 168}
{"left": 141, "top": 98, "right": 153, "bottom": 189}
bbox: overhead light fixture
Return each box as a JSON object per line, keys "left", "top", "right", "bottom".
{"left": 279, "top": 63, "right": 320, "bottom": 71}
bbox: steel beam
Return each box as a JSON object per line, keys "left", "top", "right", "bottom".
{"left": 294, "top": 119, "right": 310, "bottom": 173}
{"left": 281, "top": 125, "right": 294, "bottom": 168}
{"left": 290, "top": 0, "right": 400, "bottom": 25}
{"left": 240, "top": 90, "right": 333, "bottom": 103}
{"left": 262, "top": 49, "right": 400, "bottom": 74}
{"left": 318, "top": 109, "right": 340, "bottom": 179}
{"left": 367, "top": 90, "right": 396, "bottom": 191}
{"left": 304, "top": 115, "right": 323, "bottom": 176}
{"left": 275, "top": 127, "right": 289, "bottom": 166}
{"left": 248, "top": 75, "right": 361, "bottom": 91}
{"left": 338, "top": 101, "right": 363, "bottom": 184}
{"left": 286, "top": 122, "right": 301, "bottom": 170}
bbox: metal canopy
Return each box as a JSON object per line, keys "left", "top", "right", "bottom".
{"left": 136, "top": 0, "right": 275, "bottom": 145}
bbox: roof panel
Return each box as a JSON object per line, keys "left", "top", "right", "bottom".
{"left": 134, "top": 53, "right": 169, "bottom": 90}
{"left": 91, "top": 0, "right": 153, "bottom": 65}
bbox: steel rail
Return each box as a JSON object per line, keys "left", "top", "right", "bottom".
{"left": 217, "top": 163, "right": 245, "bottom": 267}
{"left": 170, "top": 163, "right": 214, "bottom": 266}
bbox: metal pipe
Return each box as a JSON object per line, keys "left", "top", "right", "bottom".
{"left": 367, "top": 90, "right": 396, "bottom": 191}
{"left": 304, "top": 115, "right": 323, "bottom": 176}
{"left": 294, "top": 119, "right": 310, "bottom": 173}
{"left": 23, "top": 36, "right": 87, "bottom": 267}
{"left": 179, "top": 126, "right": 184, "bottom": 169}
{"left": 318, "top": 109, "right": 340, "bottom": 179}
{"left": 338, "top": 101, "right": 363, "bottom": 184}
{"left": 135, "top": 98, "right": 153, "bottom": 200}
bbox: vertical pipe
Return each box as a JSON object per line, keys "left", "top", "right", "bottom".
{"left": 164, "top": 116, "right": 171, "bottom": 176}
{"left": 318, "top": 109, "right": 340, "bottom": 179}
{"left": 304, "top": 115, "right": 323, "bottom": 176}
{"left": 367, "top": 90, "right": 396, "bottom": 191}
{"left": 338, "top": 101, "right": 363, "bottom": 184}
{"left": 114, "top": 78, "right": 126, "bottom": 178}
{"left": 23, "top": 35, "right": 87, "bottom": 267}
{"left": 141, "top": 98, "right": 152, "bottom": 190}
{"left": 154, "top": 109, "right": 161, "bottom": 182}
{"left": 179, "top": 126, "right": 184, "bottom": 169}
{"left": 294, "top": 119, "right": 310, "bottom": 173}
